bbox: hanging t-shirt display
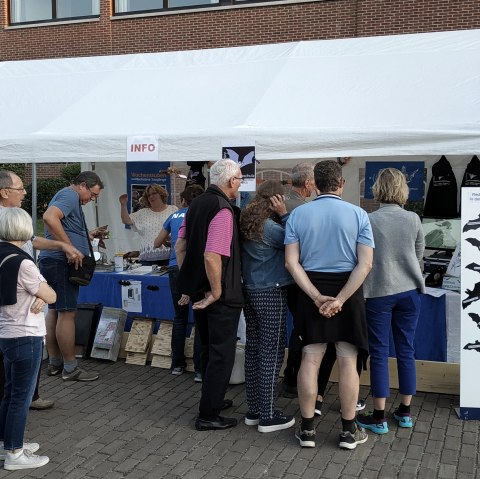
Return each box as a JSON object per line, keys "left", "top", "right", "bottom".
{"left": 461, "top": 156, "right": 480, "bottom": 188}
{"left": 423, "top": 156, "right": 458, "bottom": 218}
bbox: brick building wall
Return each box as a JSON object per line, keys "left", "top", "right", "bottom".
{"left": 1, "top": 0, "right": 479, "bottom": 62}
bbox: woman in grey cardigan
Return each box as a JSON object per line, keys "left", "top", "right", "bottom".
{"left": 357, "top": 168, "right": 425, "bottom": 435}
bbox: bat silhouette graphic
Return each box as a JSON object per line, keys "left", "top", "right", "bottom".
{"left": 464, "top": 340, "right": 480, "bottom": 352}
{"left": 224, "top": 148, "right": 256, "bottom": 168}
{"left": 466, "top": 238, "right": 480, "bottom": 251}
{"left": 466, "top": 263, "right": 480, "bottom": 273}
{"left": 463, "top": 214, "right": 480, "bottom": 232}
{"left": 463, "top": 282, "right": 480, "bottom": 309}
{"left": 468, "top": 313, "right": 480, "bottom": 329}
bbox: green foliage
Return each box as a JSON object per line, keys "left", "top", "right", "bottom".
{"left": 60, "top": 163, "right": 81, "bottom": 182}
{"left": 23, "top": 178, "right": 69, "bottom": 219}
{"left": 0, "top": 163, "right": 27, "bottom": 178}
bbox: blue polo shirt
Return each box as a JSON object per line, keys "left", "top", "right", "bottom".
{"left": 285, "top": 194, "right": 374, "bottom": 272}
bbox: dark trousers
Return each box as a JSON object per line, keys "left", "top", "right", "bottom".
{"left": 0, "top": 337, "right": 42, "bottom": 450}
{"left": 244, "top": 288, "right": 287, "bottom": 421}
{"left": 0, "top": 354, "right": 41, "bottom": 402}
{"left": 169, "top": 267, "right": 201, "bottom": 371}
{"left": 194, "top": 301, "right": 241, "bottom": 418}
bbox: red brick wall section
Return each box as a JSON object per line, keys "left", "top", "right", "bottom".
{"left": 0, "top": 0, "right": 479, "bottom": 61}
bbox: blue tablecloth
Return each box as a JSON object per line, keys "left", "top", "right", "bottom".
{"left": 389, "top": 293, "right": 447, "bottom": 362}
{"left": 79, "top": 272, "right": 449, "bottom": 361}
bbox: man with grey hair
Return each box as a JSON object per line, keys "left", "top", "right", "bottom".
{"left": 0, "top": 169, "right": 82, "bottom": 410}
{"left": 176, "top": 159, "right": 243, "bottom": 431}
{"left": 284, "top": 162, "right": 315, "bottom": 212}
{"left": 281, "top": 162, "right": 315, "bottom": 397}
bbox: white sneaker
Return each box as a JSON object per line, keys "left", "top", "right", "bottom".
{"left": 0, "top": 442, "right": 39, "bottom": 460}
{"left": 4, "top": 449, "right": 49, "bottom": 470}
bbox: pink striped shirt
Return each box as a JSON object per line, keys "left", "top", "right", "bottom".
{"left": 178, "top": 208, "right": 233, "bottom": 257}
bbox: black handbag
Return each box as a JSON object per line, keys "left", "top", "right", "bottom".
{"left": 69, "top": 206, "right": 96, "bottom": 286}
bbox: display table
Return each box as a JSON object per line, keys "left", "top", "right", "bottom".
{"left": 79, "top": 272, "right": 460, "bottom": 363}
{"left": 78, "top": 271, "right": 180, "bottom": 333}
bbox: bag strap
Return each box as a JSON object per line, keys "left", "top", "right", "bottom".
{"left": 79, "top": 202, "right": 94, "bottom": 259}
{"left": 0, "top": 253, "right": 19, "bottom": 269}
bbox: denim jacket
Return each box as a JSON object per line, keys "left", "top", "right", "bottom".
{"left": 241, "top": 217, "right": 294, "bottom": 292}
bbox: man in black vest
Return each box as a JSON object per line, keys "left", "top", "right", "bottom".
{"left": 176, "top": 159, "right": 244, "bottom": 431}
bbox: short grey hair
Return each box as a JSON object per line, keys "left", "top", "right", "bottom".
{"left": 291, "top": 163, "right": 314, "bottom": 187}
{"left": 0, "top": 207, "right": 34, "bottom": 242}
{"left": 0, "top": 170, "right": 15, "bottom": 189}
{"left": 210, "top": 159, "right": 241, "bottom": 188}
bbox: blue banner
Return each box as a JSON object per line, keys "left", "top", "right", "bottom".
{"left": 126, "top": 162, "right": 171, "bottom": 214}
{"left": 364, "top": 161, "right": 425, "bottom": 201}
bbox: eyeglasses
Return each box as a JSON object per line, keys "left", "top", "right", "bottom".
{"left": 233, "top": 176, "right": 245, "bottom": 184}
{"left": 4, "top": 187, "right": 26, "bottom": 192}
{"left": 86, "top": 186, "right": 99, "bottom": 199}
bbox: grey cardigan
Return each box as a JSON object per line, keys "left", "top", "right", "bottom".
{"left": 363, "top": 204, "right": 425, "bottom": 298}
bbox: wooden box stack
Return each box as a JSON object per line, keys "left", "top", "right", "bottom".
{"left": 124, "top": 318, "right": 154, "bottom": 366}
{"left": 184, "top": 327, "right": 197, "bottom": 372}
{"left": 150, "top": 321, "right": 173, "bottom": 369}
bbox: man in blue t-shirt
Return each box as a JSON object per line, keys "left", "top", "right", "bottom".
{"left": 154, "top": 185, "right": 204, "bottom": 380}
{"left": 39, "top": 171, "right": 104, "bottom": 382}
{"left": 285, "top": 160, "right": 374, "bottom": 451}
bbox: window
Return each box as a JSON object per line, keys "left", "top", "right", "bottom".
{"left": 115, "top": 0, "right": 220, "bottom": 14}
{"left": 10, "top": 0, "right": 100, "bottom": 24}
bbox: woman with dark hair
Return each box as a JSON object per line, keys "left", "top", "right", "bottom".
{"left": 154, "top": 185, "right": 204, "bottom": 380}
{"left": 357, "top": 168, "right": 424, "bottom": 434}
{"left": 119, "top": 184, "right": 177, "bottom": 265}
{"left": 240, "top": 180, "right": 295, "bottom": 433}
{"left": 0, "top": 207, "right": 56, "bottom": 470}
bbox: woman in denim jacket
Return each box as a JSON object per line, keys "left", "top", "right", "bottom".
{"left": 240, "top": 180, "right": 295, "bottom": 434}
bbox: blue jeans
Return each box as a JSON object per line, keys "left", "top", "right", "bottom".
{"left": 168, "top": 267, "right": 201, "bottom": 371}
{"left": 0, "top": 337, "right": 43, "bottom": 450}
{"left": 366, "top": 290, "right": 420, "bottom": 398}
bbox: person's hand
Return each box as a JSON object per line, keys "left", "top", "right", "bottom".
{"left": 319, "top": 298, "right": 344, "bottom": 318}
{"left": 269, "top": 194, "right": 287, "bottom": 216}
{"left": 119, "top": 194, "right": 128, "bottom": 205}
{"left": 30, "top": 297, "right": 46, "bottom": 314}
{"left": 312, "top": 293, "right": 336, "bottom": 310}
{"left": 63, "top": 244, "right": 84, "bottom": 268}
{"left": 192, "top": 291, "right": 220, "bottom": 310}
{"left": 178, "top": 294, "right": 190, "bottom": 306}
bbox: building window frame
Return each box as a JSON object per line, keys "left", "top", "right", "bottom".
{"left": 8, "top": 0, "right": 100, "bottom": 26}
{"left": 112, "top": 0, "right": 278, "bottom": 16}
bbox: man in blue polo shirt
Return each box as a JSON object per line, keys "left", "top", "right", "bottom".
{"left": 285, "top": 160, "right": 374, "bottom": 450}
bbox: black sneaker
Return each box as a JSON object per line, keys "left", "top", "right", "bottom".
{"left": 314, "top": 400, "right": 322, "bottom": 417}
{"left": 62, "top": 367, "right": 99, "bottom": 382}
{"left": 339, "top": 426, "right": 368, "bottom": 450}
{"left": 245, "top": 412, "right": 260, "bottom": 426}
{"left": 295, "top": 426, "right": 316, "bottom": 447}
{"left": 258, "top": 412, "right": 295, "bottom": 433}
{"left": 47, "top": 364, "right": 63, "bottom": 376}
{"left": 280, "top": 380, "right": 298, "bottom": 398}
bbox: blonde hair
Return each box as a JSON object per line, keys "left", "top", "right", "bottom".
{"left": 372, "top": 168, "right": 409, "bottom": 205}
{"left": 0, "top": 207, "right": 34, "bottom": 242}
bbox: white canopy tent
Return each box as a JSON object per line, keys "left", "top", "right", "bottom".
{"left": 0, "top": 28, "right": 479, "bottom": 163}
{"left": 1, "top": 29, "right": 479, "bottom": 256}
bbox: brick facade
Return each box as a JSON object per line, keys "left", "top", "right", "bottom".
{"left": 1, "top": 0, "right": 479, "bottom": 62}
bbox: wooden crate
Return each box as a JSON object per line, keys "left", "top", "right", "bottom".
{"left": 125, "top": 351, "right": 149, "bottom": 366}
{"left": 125, "top": 318, "right": 154, "bottom": 353}
{"left": 151, "top": 354, "right": 171, "bottom": 369}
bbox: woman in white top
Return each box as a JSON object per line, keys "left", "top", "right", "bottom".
{"left": 0, "top": 207, "right": 56, "bottom": 471}
{"left": 119, "top": 184, "right": 178, "bottom": 265}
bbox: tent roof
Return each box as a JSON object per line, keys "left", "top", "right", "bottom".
{"left": 1, "top": 29, "right": 479, "bottom": 163}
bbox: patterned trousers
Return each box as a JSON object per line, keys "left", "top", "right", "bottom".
{"left": 244, "top": 287, "right": 287, "bottom": 421}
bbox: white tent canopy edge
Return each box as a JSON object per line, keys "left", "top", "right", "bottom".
{"left": 1, "top": 28, "right": 480, "bottom": 163}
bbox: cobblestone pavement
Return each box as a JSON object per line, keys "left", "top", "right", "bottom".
{"left": 0, "top": 359, "right": 477, "bottom": 479}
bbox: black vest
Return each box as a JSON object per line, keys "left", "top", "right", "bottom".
{"left": 177, "top": 185, "right": 243, "bottom": 308}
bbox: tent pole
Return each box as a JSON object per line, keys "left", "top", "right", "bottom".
{"left": 31, "top": 162, "right": 37, "bottom": 255}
